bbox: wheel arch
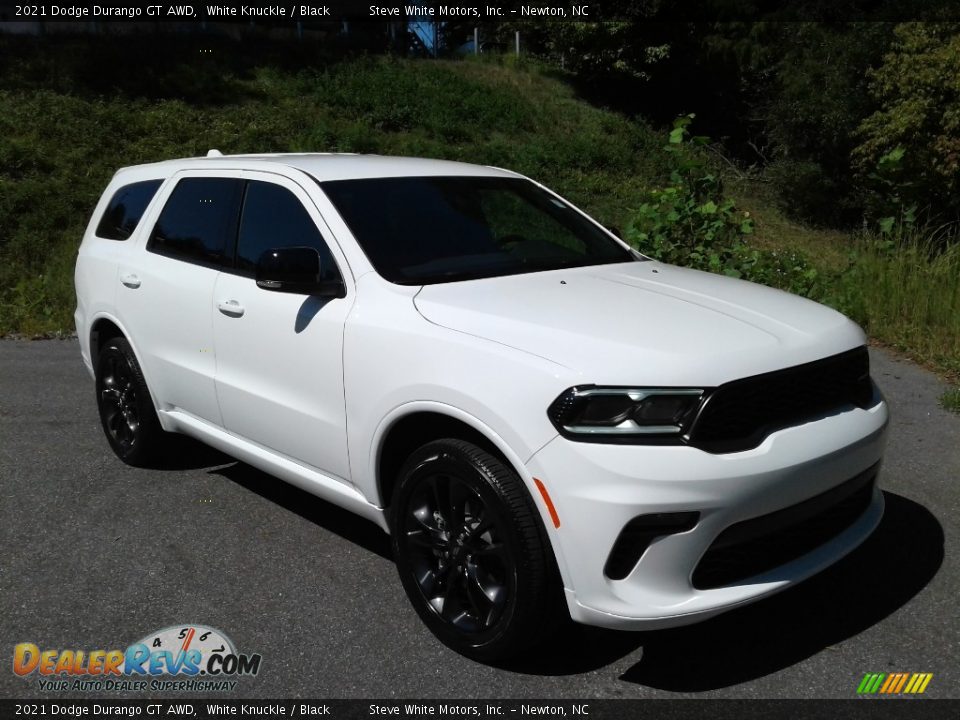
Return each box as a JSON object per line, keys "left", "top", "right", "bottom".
{"left": 376, "top": 404, "right": 573, "bottom": 633}
{"left": 88, "top": 313, "right": 165, "bottom": 423}
{"left": 375, "top": 407, "right": 515, "bottom": 512}
{"left": 90, "top": 315, "right": 127, "bottom": 367}
{"left": 371, "top": 402, "right": 571, "bottom": 587}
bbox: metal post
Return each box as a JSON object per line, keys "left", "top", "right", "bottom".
{"left": 474, "top": 26, "right": 479, "bottom": 55}
{"left": 515, "top": 30, "right": 520, "bottom": 55}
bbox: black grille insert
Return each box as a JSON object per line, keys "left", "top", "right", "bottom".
{"left": 692, "top": 463, "right": 879, "bottom": 590}
{"left": 688, "top": 346, "right": 873, "bottom": 454}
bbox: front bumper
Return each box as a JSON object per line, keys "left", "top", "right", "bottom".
{"left": 525, "top": 396, "right": 889, "bottom": 630}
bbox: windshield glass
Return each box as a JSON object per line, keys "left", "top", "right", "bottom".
{"left": 319, "top": 176, "right": 637, "bottom": 285}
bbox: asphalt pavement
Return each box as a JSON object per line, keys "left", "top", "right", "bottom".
{"left": 0, "top": 339, "right": 957, "bottom": 699}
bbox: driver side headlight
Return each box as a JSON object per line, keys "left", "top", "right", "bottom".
{"left": 547, "top": 386, "right": 707, "bottom": 442}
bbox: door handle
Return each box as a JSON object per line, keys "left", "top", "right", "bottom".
{"left": 217, "top": 299, "right": 245, "bottom": 317}
{"left": 120, "top": 273, "right": 141, "bottom": 289}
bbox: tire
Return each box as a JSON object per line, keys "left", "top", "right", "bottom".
{"left": 391, "top": 439, "right": 563, "bottom": 661}
{"left": 95, "top": 336, "right": 165, "bottom": 467}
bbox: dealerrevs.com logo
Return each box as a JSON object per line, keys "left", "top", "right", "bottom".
{"left": 13, "top": 624, "right": 262, "bottom": 692}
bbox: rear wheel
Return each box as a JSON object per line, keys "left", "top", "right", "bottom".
{"left": 391, "top": 439, "right": 563, "bottom": 661}
{"left": 95, "top": 337, "right": 165, "bottom": 466}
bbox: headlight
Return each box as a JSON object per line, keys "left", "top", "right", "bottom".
{"left": 547, "top": 386, "right": 707, "bottom": 442}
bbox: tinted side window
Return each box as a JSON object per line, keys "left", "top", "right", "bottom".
{"left": 236, "top": 181, "right": 339, "bottom": 281}
{"left": 148, "top": 178, "right": 243, "bottom": 267}
{"left": 95, "top": 180, "right": 163, "bottom": 240}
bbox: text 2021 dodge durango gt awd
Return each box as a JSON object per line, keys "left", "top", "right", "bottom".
{"left": 75, "top": 152, "right": 888, "bottom": 660}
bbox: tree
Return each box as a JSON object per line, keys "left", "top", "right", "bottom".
{"left": 854, "top": 22, "right": 960, "bottom": 222}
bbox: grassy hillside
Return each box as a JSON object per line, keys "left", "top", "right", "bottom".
{"left": 0, "top": 35, "right": 666, "bottom": 336}
{"left": 1, "top": 35, "right": 957, "bottom": 407}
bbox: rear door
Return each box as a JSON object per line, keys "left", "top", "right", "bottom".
{"left": 212, "top": 172, "right": 354, "bottom": 483}
{"left": 117, "top": 171, "right": 243, "bottom": 426}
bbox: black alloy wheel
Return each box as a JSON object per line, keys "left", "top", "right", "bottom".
{"left": 95, "top": 336, "right": 164, "bottom": 466}
{"left": 391, "top": 439, "right": 563, "bottom": 661}
{"left": 402, "top": 472, "right": 512, "bottom": 633}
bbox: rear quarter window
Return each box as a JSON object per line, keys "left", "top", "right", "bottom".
{"left": 95, "top": 179, "right": 163, "bottom": 240}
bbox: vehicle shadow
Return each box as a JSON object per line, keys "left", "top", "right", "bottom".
{"left": 153, "top": 434, "right": 235, "bottom": 471}
{"left": 619, "top": 492, "right": 943, "bottom": 690}
{"left": 207, "top": 460, "right": 392, "bottom": 561}
{"left": 501, "top": 492, "right": 942, "bottom": 681}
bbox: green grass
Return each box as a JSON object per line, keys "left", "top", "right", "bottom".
{"left": 2, "top": 35, "right": 959, "bottom": 400}
{"left": 829, "top": 236, "right": 960, "bottom": 379}
{"left": 0, "top": 36, "right": 667, "bottom": 335}
{"left": 731, "top": 184, "right": 960, "bottom": 388}
{"left": 942, "top": 387, "right": 960, "bottom": 413}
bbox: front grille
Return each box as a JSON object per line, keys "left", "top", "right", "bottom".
{"left": 688, "top": 346, "right": 873, "bottom": 453}
{"left": 692, "top": 463, "right": 878, "bottom": 590}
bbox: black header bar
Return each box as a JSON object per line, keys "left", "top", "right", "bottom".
{"left": 2, "top": 0, "right": 960, "bottom": 23}
{"left": 0, "top": 699, "right": 957, "bottom": 720}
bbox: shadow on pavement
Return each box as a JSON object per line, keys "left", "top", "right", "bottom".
{"left": 152, "top": 434, "right": 235, "bottom": 471}
{"left": 146, "top": 439, "right": 943, "bottom": 685}
{"left": 501, "top": 492, "right": 941, "bottom": 680}
{"left": 619, "top": 492, "right": 943, "bottom": 691}
{"left": 208, "top": 460, "right": 393, "bottom": 561}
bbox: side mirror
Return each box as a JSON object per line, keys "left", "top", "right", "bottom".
{"left": 255, "top": 246, "right": 345, "bottom": 298}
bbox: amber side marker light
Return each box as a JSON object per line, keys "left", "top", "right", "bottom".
{"left": 533, "top": 478, "right": 561, "bottom": 529}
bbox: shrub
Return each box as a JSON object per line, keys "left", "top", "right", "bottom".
{"left": 623, "top": 116, "right": 819, "bottom": 298}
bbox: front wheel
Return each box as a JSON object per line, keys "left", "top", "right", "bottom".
{"left": 391, "top": 439, "right": 563, "bottom": 661}
{"left": 95, "top": 336, "right": 166, "bottom": 466}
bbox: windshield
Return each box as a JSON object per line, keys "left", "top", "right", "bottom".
{"left": 318, "top": 176, "right": 637, "bottom": 285}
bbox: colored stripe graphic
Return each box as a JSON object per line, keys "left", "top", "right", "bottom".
{"left": 893, "top": 673, "right": 909, "bottom": 693}
{"left": 857, "top": 672, "right": 932, "bottom": 694}
{"left": 880, "top": 674, "right": 896, "bottom": 693}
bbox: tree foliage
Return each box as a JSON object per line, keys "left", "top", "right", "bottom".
{"left": 854, "top": 22, "right": 960, "bottom": 222}
{"left": 752, "top": 22, "right": 892, "bottom": 226}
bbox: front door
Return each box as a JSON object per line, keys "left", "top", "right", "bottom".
{"left": 212, "top": 173, "right": 354, "bottom": 483}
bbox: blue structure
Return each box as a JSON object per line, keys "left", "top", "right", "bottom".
{"left": 407, "top": 18, "right": 443, "bottom": 57}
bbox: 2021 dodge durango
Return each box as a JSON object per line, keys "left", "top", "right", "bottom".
{"left": 75, "top": 152, "right": 889, "bottom": 660}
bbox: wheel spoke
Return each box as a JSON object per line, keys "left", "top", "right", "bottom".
{"left": 440, "top": 565, "right": 468, "bottom": 625}
{"left": 416, "top": 566, "right": 441, "bottom": 597}
{"left": 104, "top": 355, "right": 117, "bottom": 382}
{"left": 106, "top": 407, "right": 122, "bottom": 436}
{"left": 463, "top": 564, "right": 492, "bottom": 616}
{"left": 120, "top": 410, "right": 137, "bottom": 448}
{"left": 465, "top": 513, "right": 495, "bottom": 542}
{"left": 411, "top": 492, "right": 443, "bottom": 534}
{"left": 428, "top": 475, "right": 445, "bottom": 522}
{"left": 446, "top": 479, "right": 469, "bottom": 535}
{"left": 406, "top": 528, "right": 438, "bottom": 550}
{"left": 464, "top": 563, "right": 507, "bottom": 628}
{"left": 471, "top": 541, "right": 507, "bottom": 561}
{"left": 124, "top": 413, "right": 139, "bottom": 439}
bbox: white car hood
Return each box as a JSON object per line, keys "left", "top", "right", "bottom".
{"left": 413, "top": 261, "right": 866, "bottom": 386}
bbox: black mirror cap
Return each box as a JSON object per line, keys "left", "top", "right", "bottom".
{"left": 255, "top": 246, "right": 346, "bottom": 298}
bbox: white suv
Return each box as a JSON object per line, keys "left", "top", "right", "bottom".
{"left": 75, "top": 152, "right": 889, "bottom": 660}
